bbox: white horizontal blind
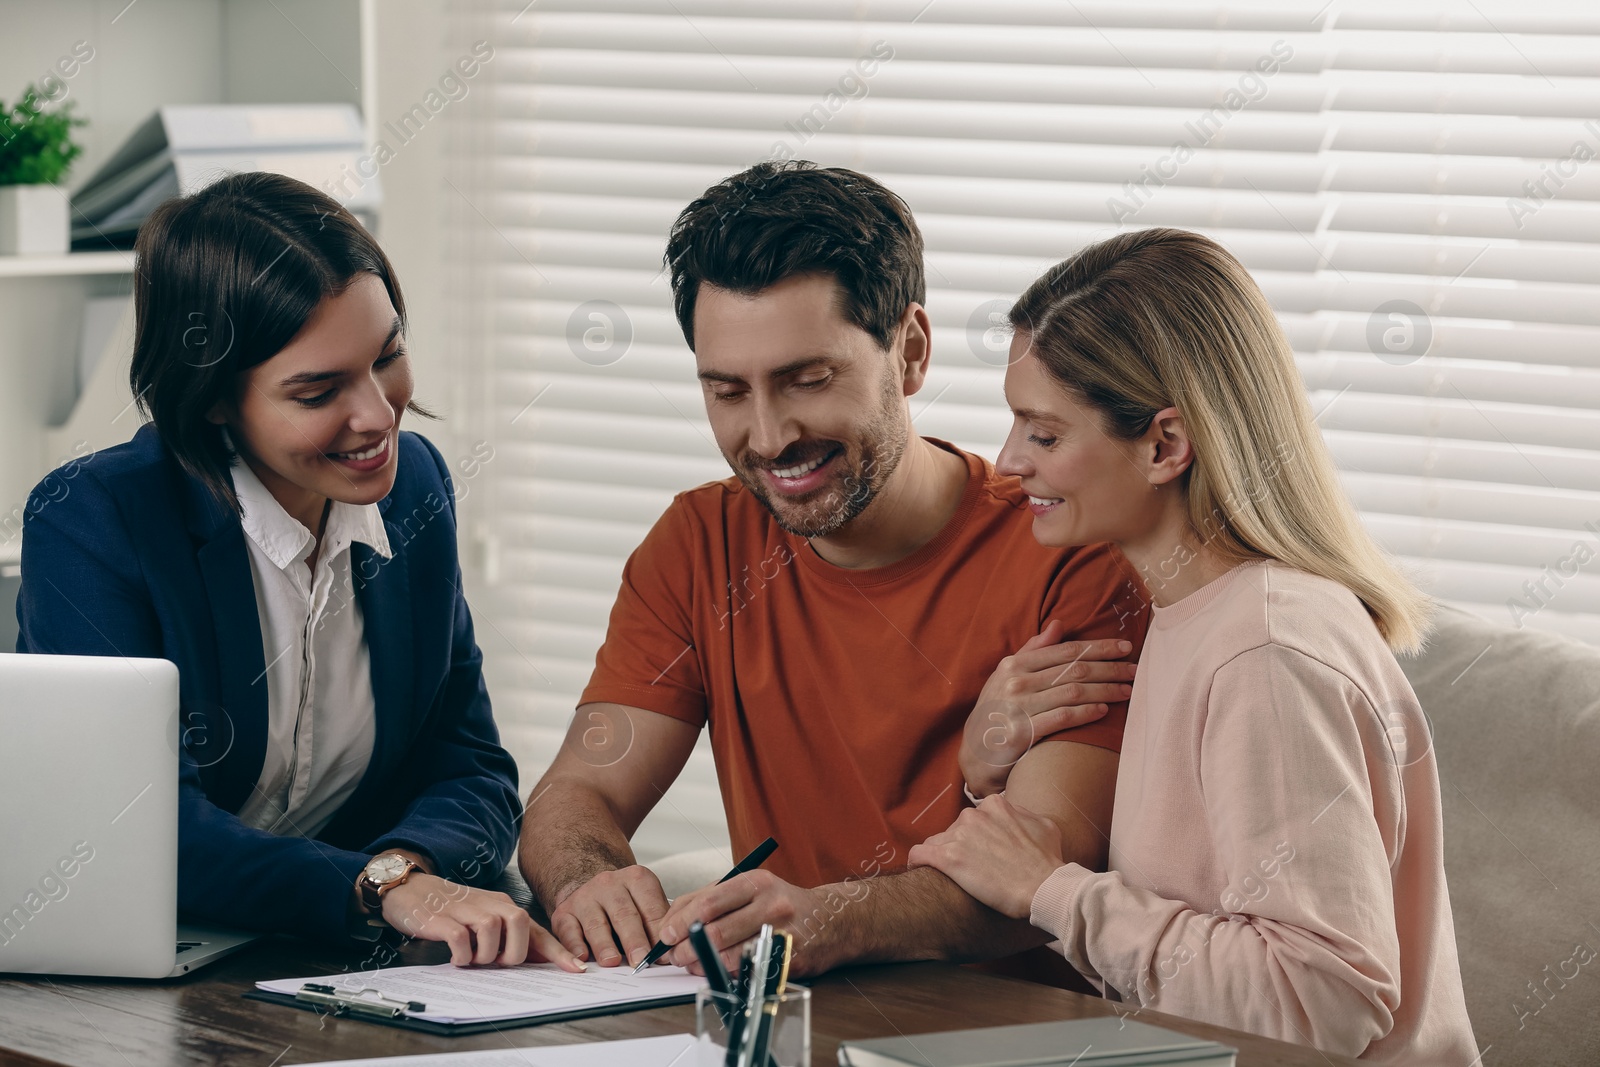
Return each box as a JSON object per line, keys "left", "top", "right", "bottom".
{"left": 465, "top": 0, "right": 1600, "bottom": 857}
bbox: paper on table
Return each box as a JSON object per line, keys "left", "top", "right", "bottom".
{"left": 256, "top": 961, "right": 705, "bottom": 1025}
{"left": 289, "top": 1033, "right": 700, "bottom": 1066}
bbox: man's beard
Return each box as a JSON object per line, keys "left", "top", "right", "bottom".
{"left": 730, "top": 377, "right": 909, "bottom": 539}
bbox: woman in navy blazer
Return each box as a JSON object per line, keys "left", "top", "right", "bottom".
{"left": 17, "top": 172, "right": 576, "bottom": 969}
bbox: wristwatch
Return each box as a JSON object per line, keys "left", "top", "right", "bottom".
{"left": 358, "top": 853, "right": 420, "bottom": 911}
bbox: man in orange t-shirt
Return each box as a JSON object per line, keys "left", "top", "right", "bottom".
{"left": 518, "top": 161, "right": 1149, "bottom": 985}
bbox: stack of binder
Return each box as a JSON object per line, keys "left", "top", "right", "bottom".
{"left": 68, "top": 104, "right": 380, "bottom": 248}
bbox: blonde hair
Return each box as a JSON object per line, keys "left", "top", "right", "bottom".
{"left": 1011, "top": 228, "right": 1432, "bottom": 654}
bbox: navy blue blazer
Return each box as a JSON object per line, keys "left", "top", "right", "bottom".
{"left": 16, "top": 424, "right": 520, "bottom": 943}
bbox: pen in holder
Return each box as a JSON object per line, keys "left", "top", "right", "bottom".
{"left": 695, "top": 984, "right": 810, "bottom": 1067}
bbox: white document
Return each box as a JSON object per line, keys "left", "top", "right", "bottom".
{"left": 290, "top": 1032, "right": 700, "bottom": 1066}
{"left": 256, "top": 961, "right": 705, "bottom": 1025}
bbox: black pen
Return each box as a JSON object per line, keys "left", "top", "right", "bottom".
{"left": 632, "top": 836, "right": 779, "bottom": 973}
{"left": 722, "top": 945, "right": 755, "bottom": 1067}
{"left": 688, "top": 920, "right": 735, "bottom": 1025}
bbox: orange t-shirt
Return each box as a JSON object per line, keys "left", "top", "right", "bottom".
{"left": 581, "top": 438, "right": 1149, "bottom": 922}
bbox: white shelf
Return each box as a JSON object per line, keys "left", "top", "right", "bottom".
{"left": 0, "top": 251, "right": 135, "bottom": 279}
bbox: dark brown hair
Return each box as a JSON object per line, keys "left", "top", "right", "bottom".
{"left": 664, "top": 160, "right": 925, "bottom": 351}
{"left": 130, "top": 170, "right": 430, "bottom": 513}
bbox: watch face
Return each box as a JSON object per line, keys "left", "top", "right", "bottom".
{"left": 366, "top": 855, "right": 409, "bottom": 884}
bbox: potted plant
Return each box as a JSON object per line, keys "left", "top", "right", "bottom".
{"left": 0, "top": 83, "right": 86, "bottom": 256}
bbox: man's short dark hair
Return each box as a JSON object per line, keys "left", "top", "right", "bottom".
{"left": 129, "top": 170, "right": 432, "bottom": 514}
{"left": 664, "top": 161, "right": 925, "bottom": 352}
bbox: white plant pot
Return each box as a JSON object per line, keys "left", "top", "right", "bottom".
{"left": 0, "top": 183, "right": 69, "bottom": 256}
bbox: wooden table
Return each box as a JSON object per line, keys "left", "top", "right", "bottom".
{"left": 0, "top": 938, "right": 1361, "bottom": 1067}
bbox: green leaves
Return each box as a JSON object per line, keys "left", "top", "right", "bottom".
{"left": 0, "top": 84, "right": 86, "bottom": 187}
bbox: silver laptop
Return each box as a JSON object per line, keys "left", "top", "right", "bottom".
{"left": 0, "top": 652, "right": 262, "bottom": 978}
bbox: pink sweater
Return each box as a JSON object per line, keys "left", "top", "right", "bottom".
{"left": 1030, "top": 560, "right": 1477, "bottom": 1064}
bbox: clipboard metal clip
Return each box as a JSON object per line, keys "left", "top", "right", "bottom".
{"left": 295, "top": 983, "right": 427, "bottom": 1020}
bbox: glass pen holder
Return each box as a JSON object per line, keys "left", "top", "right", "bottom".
{"left": 695, "top": 984, "right": 810, "bottom": 1067}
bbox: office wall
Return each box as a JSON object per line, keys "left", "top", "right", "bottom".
{"left": 365, "top": 0, "right": 456, "bottom": 445}
{"left": 221, "top": 0, "right": 362, "bottom": 111}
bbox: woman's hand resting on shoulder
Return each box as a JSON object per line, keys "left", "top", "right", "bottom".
{"left": 378, "top": 873, "right": 583, "bottom": 969}
{"left": 959, "top": 622, "right": 1136, "bottom": 798}
{"left": 908, "top": 793, "right": 1068, "bottom": 920}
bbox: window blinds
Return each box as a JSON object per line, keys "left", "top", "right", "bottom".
{"left": 460, "top": 0, "right": 1600, "bottom": 858}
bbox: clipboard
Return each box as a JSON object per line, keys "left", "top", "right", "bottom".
{"left": 243, "top": 982, "right": 698, "bottom": 1036}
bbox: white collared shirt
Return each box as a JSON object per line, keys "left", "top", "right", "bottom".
{"left": 228, "top": 452, "right": 391, "bottom": 838}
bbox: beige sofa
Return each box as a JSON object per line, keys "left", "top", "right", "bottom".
{"left": 1398, "top": 604, "right": 1600, "bottom": 1065}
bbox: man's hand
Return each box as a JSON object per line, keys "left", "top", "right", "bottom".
{"left": 908, "top": 793, "right": 1067, "bottom": 920}
{"left": 960, "top": 623, "right": 1136, "bottom": 797}
{"left": 653, "top": 870, "right": 835, "bottom": 978}
{"left": 379, "top": 874, "right": 583, "bottom": 970}
{"left": 518, "top": 703, "right": 700, "bottom": 960}
{"left": 547, "top": 864, "right": 671, "bottom": 969}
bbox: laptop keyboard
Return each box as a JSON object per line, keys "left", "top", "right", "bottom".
{"left": 175, "top": 941, "right": 204, "bottom": 955}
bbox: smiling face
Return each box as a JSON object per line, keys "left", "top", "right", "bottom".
{"left": 694, "top": 273, "right": 912, "bottom": 538}
{"left": 996, "top": 338, "right": 1171, "bottom": 550}
{"left": 212, "top": 273, "right": 412, "bottom": 528}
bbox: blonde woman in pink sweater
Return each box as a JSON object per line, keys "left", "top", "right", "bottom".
{"left": 909, "top": 229, "right": 1477, "bottom": 1064}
